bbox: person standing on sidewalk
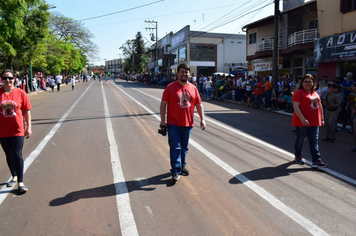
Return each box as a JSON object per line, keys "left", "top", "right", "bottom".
{"left": 160, "top": 63, "right": 206, "bottom": 182}
{"left": 322, "top": 83, "right": 340, "bottom": 142}
{"left": 292, "top": 74, "right": 328, "bottom": 168}
{"left": 70, "top": 76, "right": 76, "bottom": 91}
{"left": 55, "top": 74, "right": 61, "bottom": 91}
{"left": 0, "top": 69, "right": 32, "bottom": 193}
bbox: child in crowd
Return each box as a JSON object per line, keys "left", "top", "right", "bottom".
{"left": 322, "top": 83, "right": 341, "bottom": 142}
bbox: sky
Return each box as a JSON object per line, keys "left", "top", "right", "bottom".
{"left": 45, "top": 0, "right": 311, "bottom": 66}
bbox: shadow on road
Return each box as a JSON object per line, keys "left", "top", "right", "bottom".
{"left": 49, "top": 172, "right": 173, "bottom": 206}
{"left": 229, "top": 161, "right": 312, "bottom": 184}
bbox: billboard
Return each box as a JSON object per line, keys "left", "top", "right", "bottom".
{"left": 314, "top": 31, "right": 356, "bottom": 63}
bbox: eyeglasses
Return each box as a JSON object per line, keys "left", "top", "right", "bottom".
{"left": 2, "top": 77, "right": 14, "bottom": 80}
{"left": 303, "top": 81, "right": 313, "bottom": 84}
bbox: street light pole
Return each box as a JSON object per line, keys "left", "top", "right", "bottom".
{"left": 145, "top": 20, "right": 158, "bottom": 73}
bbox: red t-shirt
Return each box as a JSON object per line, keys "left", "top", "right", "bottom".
{"left": 0, "top": 87, "right": 32, "bottom": 137}
{"left": 253, "top": 82, "right": 263, "bottom": 95}
{"left": 291, "top": 89, "right": 322, "bottom": 127}
{"left": 162, "top": 81, "right": 202, "bottom": 127}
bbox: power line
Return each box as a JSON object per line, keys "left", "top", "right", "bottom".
{"left": 78, "top": 0, "right": 164, "bottom": 22}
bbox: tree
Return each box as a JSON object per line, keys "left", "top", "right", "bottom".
{"left": 0, "top": 0, "right": 49, "bottom": 70}
{"left": 119, "top": 32, "right": 148, "bottom": 74}
{"left": 49, "top": 12, "right": 98, "bottom": 61}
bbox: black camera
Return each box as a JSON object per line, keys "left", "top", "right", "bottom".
{"left": 158, "top": 125, "right": 168, "bottom": 136}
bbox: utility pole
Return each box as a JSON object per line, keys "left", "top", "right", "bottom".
{"left": 272, "top": 0, "right": 280, "bottom": 90}
{"left": 145, "top": 20, "right": 158, "bottom": 73}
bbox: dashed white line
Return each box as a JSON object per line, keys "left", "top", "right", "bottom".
{"left": 101, "top": 82, "right": 139, "bottom": 236}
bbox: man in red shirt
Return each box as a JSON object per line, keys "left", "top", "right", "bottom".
{"left": 160, "top": 63, "right": 206, "bottom": 182}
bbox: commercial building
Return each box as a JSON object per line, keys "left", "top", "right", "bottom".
{"left": 314, "top": 0, "right": 356, "bottom": 78}
{"left": 105, "top": 58, "right": 124, "bottom": 75}
{"left": 147, "top": 25, "right": 247, "bottom": 76}
{"left": 242, "top": 0, "right": 319, "bottom": 78}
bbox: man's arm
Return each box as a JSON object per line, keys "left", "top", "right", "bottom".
{"left": 196, "top": 103, "right": 206, "bottom": 130}
{"left": 160, "top": 101, "right": 168, "bottom": 126}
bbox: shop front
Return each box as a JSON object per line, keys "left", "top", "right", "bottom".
{"left": 315, "top": 30, "right": 356, "bottom": 79}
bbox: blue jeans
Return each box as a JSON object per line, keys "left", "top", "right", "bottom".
{"left": 295, "top": 126, "right": 321, "bottom": 162}
{"left": 206, "top": 87, "right": 212, "bottom": 98}
{"left": 254, "top": 95, "right": 261, "bottom": 108}
{"left": 265, "top": 90, "right": 272, "bottom": 108}
{"left": 168, "top": 125, "right": 193, "bottom": 174}
{"left": 0, "top": 136, "right": 25, "bottom": 182}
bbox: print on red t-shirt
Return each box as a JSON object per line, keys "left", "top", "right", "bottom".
{"left": 162, "top": 81, "right": 202, "bottom": 127}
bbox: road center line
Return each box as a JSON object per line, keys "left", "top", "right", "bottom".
{"left": 101, "top": 82, "right": 139, "bottom": 236}
{"left": 114, "top": 82, "right": 329, "bottom": 236}
{"left": 0, "top": 82, "right": 95, "bottom": 205}
{"left": 131, "top": 87, "right": 356, "bottom": 186}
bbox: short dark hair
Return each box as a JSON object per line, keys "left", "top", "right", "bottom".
{"left": 1, "top": 69, "right": 13, "bottom": 77}
{"left": 177, "top": 63, "right": 190, "bottom": 72}
{"left": 327, "top": 82, "right": 336, "bottom": 88}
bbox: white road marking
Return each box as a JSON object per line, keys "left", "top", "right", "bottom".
{"left": 114, "top": 82, "right": 330, "bottom": 236}
{"left": 0, "top": 82, "right": 94, "bottom": 205}
{"left": 101, "top": 82, "right": 139, "bottom": 236}
{"left": 132, "top": 87, "right": 356, "bottom": 186}
{"left": 145, "top": 205, "right": 154, "bottom": 219}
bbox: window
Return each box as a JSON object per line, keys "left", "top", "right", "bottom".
{"left": 308, "top": 19, "right": 318, "bottom": 29}
{"left": 340, "top": 0, "right": 356, "bottom": 12}
{"left": 249, "top": 32, "right": 257, "bottom": 44}
{"left": 171, "top": 50, "right": 178, "bottom": 65}
{"left": 190, "top": 45, "right": 215, "bottom": 61}
{"left": 178, "top": 47, "right": 187, "bottom": 63}
{"left": 350, "top": 0, "right": 356, "bottom": 11}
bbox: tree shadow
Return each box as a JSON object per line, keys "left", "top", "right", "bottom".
{"left": 229, "top": 162, "right": 312, "bottom": 184}
{"left": 49, "top": 172, "right": 174, "bottom": 206}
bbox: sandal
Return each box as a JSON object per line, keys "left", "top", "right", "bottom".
{"left": 6, "top": 180, "right": 17, "bottom": 187}
{"left": 18, "top": 185, "right": 28, "bottom": 193}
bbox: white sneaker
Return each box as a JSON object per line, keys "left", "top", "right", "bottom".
{"left": 171, "top": 173, "right": 180, "bottom": 181}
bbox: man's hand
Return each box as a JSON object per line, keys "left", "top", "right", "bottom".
{"left": 25, "top": 127, "right": 32, "bottom": 139}
{"left": 200, "top": 119, "right": 206, "bottom": 130}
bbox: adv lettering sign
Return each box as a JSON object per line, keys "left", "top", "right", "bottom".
{"left": 314, "top": 31, "right": 356, "bottom": 63}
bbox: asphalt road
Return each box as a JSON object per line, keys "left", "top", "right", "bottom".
{"left": 0, "top": 79, "right": 355, "bottom": 236}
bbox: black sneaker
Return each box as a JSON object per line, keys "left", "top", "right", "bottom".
{"left": 181, "top": 166, "right": 189, "bottom": 176}
{"left": 312, "top": 159, "right": 328, "bottom": 168}
{"left": 171, "top": 173, "right": 180, "bottom": 181}
{"left": 294, "top": 156, "right": 304, "bottom": 165}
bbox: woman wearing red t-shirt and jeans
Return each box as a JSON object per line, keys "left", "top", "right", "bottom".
{"left": 292, "top": 74, "right": 328, "bottom": 168}
{"left": 0, "top": 69, "right": 32, "bottom": 193}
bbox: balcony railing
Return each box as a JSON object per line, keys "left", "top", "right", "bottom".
{"left": 256, "top": 39, "right": 274, "bottom": 52}
{"left": 255, "top": 29, "right": 318, "bottom": 52}
{"left": 287, "top": 28, "right": 318, "bottom": 47}
{"left": 256, "top": 38, "right": 282, "bottom": 52}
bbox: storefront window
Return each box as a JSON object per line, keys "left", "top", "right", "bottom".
{"left": 190, "top": 45, "right": 215, "bottom": 61}
{"left": 178, "top": 47, "right": 187, "bottom": 63}
{"left": 171, "top": 50, "right": 178, "bottom": 65}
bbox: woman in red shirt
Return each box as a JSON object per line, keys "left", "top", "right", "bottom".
{"left": 292, "top": 74, "right": 328, "bottom": 168}
{"left": 0, "top": 69, "right": 32, "bottom": 193}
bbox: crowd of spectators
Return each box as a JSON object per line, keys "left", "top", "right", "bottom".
{"left": 0, "top": 72, "right": 96, "bottom": 93}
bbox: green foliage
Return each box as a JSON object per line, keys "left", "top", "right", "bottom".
{"left": 119, "top": 32, "right": 148, "bottom": 73}
{"left": 0, "top": 2, "right": 93, "bottom": 75}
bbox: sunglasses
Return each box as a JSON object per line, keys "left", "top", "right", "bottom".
{"left": 2, "top": 77, "right": 14, "bottom": 80}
